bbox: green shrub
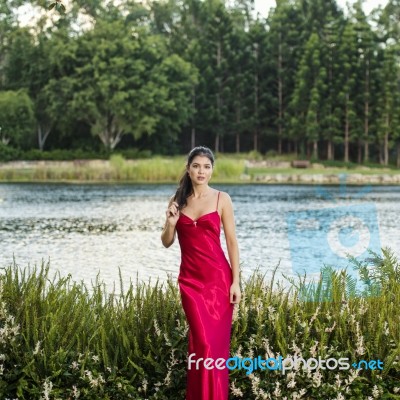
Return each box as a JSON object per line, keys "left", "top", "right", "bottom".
{"left": 1, "top": 249, "right": 399, "bottom": 399}
{"left": 0, "top": 143, "right": 20, "bottom": 162}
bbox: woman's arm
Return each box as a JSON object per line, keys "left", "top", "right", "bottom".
{"left": 220, "top": 192, "right": 241, "bottom": 304}
{"left": 161, "top": 196, "right": 178, "bottom": 248}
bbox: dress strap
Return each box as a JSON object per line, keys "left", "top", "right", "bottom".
{"left": 216, "top": 191, "right": 220, "bottom": 210}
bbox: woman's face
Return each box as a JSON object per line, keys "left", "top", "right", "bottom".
{"left": 187, "top": 155, "right": 213, "bottom": 185}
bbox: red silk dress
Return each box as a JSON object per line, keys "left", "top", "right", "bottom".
{"left": 176, "top": 191, "right": 234, "bottom": 400}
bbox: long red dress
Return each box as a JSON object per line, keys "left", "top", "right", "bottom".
{"left": 176, "top": 191, "right": 234, "bottom": 400}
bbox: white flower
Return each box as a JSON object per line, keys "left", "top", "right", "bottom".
{"left": 153, "top": 319, "right": 161, "bottom": 336}
{"left": 383, "top": 321, "right": 390, "bottom": 336}
{"left": 230, "top": 381, "right": 244, "bottom": 397}
{"left": 41, "top": 378, "right": 53, "bottom": 400}
{"left": 372, "top": 385, "right": 381, "bottom": 399}
{"left": 273, "top": 381, "right": 281, "bottom": 397}
{"left": 70, "top": 361, "right": 79, "bottom": 370}
{"left": 325, "top": 321, "right": 336, "bottom": 333}
{"left": 33, "top": 341, "right": 41, "bottom": 355}
{"left": 72, "top": 385, "right": 80, "bottom": 399}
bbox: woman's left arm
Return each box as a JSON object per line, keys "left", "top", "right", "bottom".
{"left": 220, "top": 192, "right": 241, "bottom": 304}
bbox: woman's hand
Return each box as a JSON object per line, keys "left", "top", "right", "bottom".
{"left": 230, "top": 282, "right": 241, "bottom": 304}
{"left": 166, "top": 201, "right": 180, "bottom": 227}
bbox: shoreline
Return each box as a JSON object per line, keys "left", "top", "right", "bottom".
{"left": 1, "top": 159, "right": 400, "bottom": 185}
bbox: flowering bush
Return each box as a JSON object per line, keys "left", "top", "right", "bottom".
{"left": 0, "top": 249, "right": 399, "bottom": 399}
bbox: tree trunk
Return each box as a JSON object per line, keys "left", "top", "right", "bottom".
{"left": 364, "top": 57, "right": 370, "bottom": 163}
{"left": 216, "top": 41, "right": 222, "bottom": 155}
{"left": 397, "top": 142, "right": 400, "bottom": 168}
{"left": 215, "top": 135, "right": 219, "bottom": 153}
{"left": 384, "top": 130, "right": 389, "bottom": 166}
{"left": 254, "top": 43, "right": 259, "bottom": 153}
{"left": 382, "top": 110, "right": 389, "bottom": 166}
{"left": 98, "top": 114, "right": 123, "bottom": 150}
{"left": 313, "top": 140, "right": 318, "bottom": 159}
{"left": 344, "top": 93, "right": 349, "bottom": 163}
{"left": 327, "top": 140, "right": 333, "bottom": 161}
{"left": 38, "top": 124, "right": 51, "bottom": 151}
{"left": 235, "top": 98, "right": 241, "bottom": 153}
{"left": 191, "top": 127, "right": 196, "bottom": 149}
{"left": 191, "top": 88, "right": 196, "bottom": 149}
{"left": 357, "top": 139, "right": 362, "bottom": 164}
{"left": 278, "top": 36, "right": 283, "bottom": 155}
{"left": 364, "top": 135, "right": 369, "bottom": 163}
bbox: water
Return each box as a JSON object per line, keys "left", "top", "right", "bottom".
{"left": 1, "top": 183, "right": 399, "bottom": 292}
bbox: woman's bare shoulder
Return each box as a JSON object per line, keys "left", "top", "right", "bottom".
{"left": 218, "top": 190, "right": 232, "bottom": 202}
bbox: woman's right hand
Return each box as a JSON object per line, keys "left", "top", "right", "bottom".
{"left": 166, "top": 201, "right": 180, "bottom": 227}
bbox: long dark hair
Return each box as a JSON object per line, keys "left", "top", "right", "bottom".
{"left": 173, "top": 146, "right": 215, "bottom": 210}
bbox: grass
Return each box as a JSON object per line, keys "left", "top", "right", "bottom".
{"left": 0, "top": 155, "right": 245, "bottom": 183}
{"left": 1, "top": 249, "right": 399, "bottom": 399}
{"left": 0, "top": 153, "right": 399, "bottom": 183}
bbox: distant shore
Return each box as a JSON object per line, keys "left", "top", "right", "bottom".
{"left": 1, "top": 159, "right": 400, "bottom": 184}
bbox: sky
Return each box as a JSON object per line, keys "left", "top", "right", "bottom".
{"left": 254, "top": 0, "right": 388, "bottom": 17}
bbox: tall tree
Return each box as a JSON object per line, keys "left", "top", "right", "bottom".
{"left": 45, "top": 17, "right": 196, "bottom": 151}
{"left": 289, "top": 31, "right": 326, "bottom": 158}
{"left": 350, "top": 0, "right": 379, "bottom": 163}
{"left": 267, "top": 0, "right": 304, "bottom": 154}
{"left": 336, "top": 21, "right": 359, "bottom": 162}
{"left": 376, "top": 45, "right": 400, "bottom": 165}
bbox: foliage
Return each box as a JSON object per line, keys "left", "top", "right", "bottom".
{"left": 0, "top": 90, "right": 35, "bottom": 148}
{"left": 0, "top": 143, "right": 21, "bottom": 162}
{"left": 1, "top": 0, "right": 400, "bottom": 164}
{"left": 1, "top": 249, "right": 399, "bottom": 398}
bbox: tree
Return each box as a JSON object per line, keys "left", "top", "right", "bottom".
{"left": 350, "top": 0, "right": 379, "bottom": 163}
{"left": 376, "top": 45, "right": 400, "bottom": 165}
{"left": 0, "top": 90, "right": 35, "bottom": 148}
{"left": 336, "top": 21, "right": 359, "bottom": 162}
{"left": 45, "top": 18, "right": 197, "bottom": 151}
{"left": 290, "top": 31, "right": 327, "bottom": 158}
{"left": 267, "top": 0, "right": 304, "bottom": 154}
{"left": 4, "top": 27, "right": 58, "bottom": 151}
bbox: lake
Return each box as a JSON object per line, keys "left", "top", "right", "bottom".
{"left": 1, "top": 182, "right": 399, "bottom": 292}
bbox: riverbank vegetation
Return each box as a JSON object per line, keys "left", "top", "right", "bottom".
{"left": 1, "top": 153, "right": 400, "bottom": 183}
{"left": 1, "top": 249, "right": 399, "bottom": 399}
{"left": 2, "top": 1, "right": 400, "bottom": 166}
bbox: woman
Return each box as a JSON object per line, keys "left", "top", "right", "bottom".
{"left": 161, "top": 146, "right": 241, "bottom": 400}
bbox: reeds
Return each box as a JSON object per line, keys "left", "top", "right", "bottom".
{"left": 1, "top": 249, "right": 399, "bottom": 399}
{"left": 0, "top": 155, "right": 246, "bottom": 183}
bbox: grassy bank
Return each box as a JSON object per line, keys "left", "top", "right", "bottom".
{"left": 1, "top": 250, "right": 399, "bottom": 399}
{"left": 0, "top": 154, "right": 399, "bottom": 183}
{"left": 0, "top": 155, "right": 244, "bottom": 183}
